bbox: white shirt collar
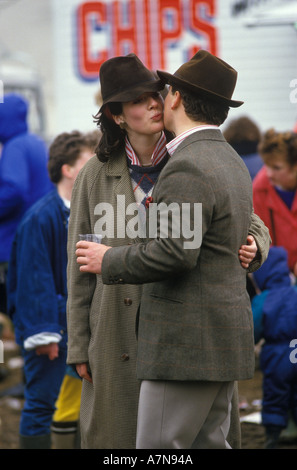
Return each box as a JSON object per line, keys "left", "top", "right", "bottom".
{"left": 166, "top": 125, "right": 219, "bottom": 156}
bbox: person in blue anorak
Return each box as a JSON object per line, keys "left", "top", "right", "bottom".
{"left": 0, "top": 93, "right": 53, "bottom": 315}
{"left": 7, "top": 130, "right": 94, "bottom": 449}
{"left": 252, "top": 246, "right": 297, "bottom": 449}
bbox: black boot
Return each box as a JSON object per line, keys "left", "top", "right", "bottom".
{"left": 19, "top": 433, "right": 51, "bottom": 449}
{"left": 264, "top": 425, "right": 283, "bottom": 449}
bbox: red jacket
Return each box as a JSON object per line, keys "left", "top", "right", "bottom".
{"left": 253, "top": 166, "right": 297, "bottom": 272}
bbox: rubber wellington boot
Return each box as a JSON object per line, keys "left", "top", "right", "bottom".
{"left": 51, "top": 430, "right": 80, "bottom": 449}
{"left": 19, "top": 433, "right": 51, "bottom": 449}
{"left": 264, "top": 425, "right": 282, "bottom": 449}
{"left": 51, "top": 421, "right": 81, "bottom": 449}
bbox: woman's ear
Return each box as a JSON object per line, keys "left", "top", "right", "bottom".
{"left": 113, "top": 114, "right": 125, "bottom": 126}
{"left": 103, "top": 105, "right": 113, "bottom": 120}
{"left": 103, "top": 104, "right": 125, "bottom": 127}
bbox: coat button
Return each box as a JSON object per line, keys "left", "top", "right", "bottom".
{"left": 121, "top": 353, "right": 129, "bottom": 361}
{"left": 124, "top": 298, "right": 132, "bottom": 306}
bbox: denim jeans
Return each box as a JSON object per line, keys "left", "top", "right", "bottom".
{"left": 20, "top": 346, "right": 67, "bottom": 436}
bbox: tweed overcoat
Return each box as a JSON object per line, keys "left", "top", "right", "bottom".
{"left": 67, "top": 136, "right": 269, "bottom": 449}
{"left": 102, "top": 129, "right": 260, "bottom": 382}
{"left": 66, "top": 150, "right": 144, "bottom": 449}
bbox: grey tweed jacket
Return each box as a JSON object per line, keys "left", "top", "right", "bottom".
{"left": 102, "top": 129, "right": 265, "bottom": 382}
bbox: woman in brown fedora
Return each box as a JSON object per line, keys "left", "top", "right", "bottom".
{"left": 66, "top": 53, "right": 269, "bottom": 448}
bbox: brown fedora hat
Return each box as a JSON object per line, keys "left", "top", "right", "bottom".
{"left": 99, "top": 53, "right": 164, "bottom": 111}
{"left": 157, "top": 50, "right": 243, "bottom": 108}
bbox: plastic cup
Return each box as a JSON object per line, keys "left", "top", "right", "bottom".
{"left": 79, "top": 234, "right": 102, "bottom": 243}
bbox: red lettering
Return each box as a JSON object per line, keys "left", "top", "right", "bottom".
{"left": 75, "top": 0, "right": 219, "bottom": 80}
{"left": 190, "top": 0, "right": 217, "bottom": 56}
{"left": 77, "top": 1, "right": 108, "bottom": 79}
{"left": 112, "top": 0, "right": 137, "bottom": 57}
{"left": 158, "top": 0, "right": 182, "bottom": 69}
{"left": 143, "top": 0, "right": 152, "bottom": 69}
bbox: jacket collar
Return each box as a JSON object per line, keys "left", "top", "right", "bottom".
{"left": 172, "top": 128, "right": 224, "bottom": 155}
{"left": 105, "top": 149, "right": 128, "bottom": 177}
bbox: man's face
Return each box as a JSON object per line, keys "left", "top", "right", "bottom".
{"left": 163, "top": 86, "right": 174, "bottom": 132}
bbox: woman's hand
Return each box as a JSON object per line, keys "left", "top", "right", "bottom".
{"left": 76, "top": 362, "right": 93, "bottom": 383}
{"left": 239, "top": 235, "right": 258, "bottom": 269}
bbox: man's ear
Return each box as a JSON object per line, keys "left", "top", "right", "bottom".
{"left": 171, "top": 90, "right": 181, "bottom": 110}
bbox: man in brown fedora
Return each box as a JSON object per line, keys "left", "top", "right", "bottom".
{"left": 75, "top": 50, "right": 270, "bottom": 448}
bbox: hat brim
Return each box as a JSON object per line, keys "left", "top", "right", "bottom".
{"left": 100, "top": 79, "right": 164, "bottom": 112}
{"left": 157, "top": 70, "right": 243, "bottom": 108}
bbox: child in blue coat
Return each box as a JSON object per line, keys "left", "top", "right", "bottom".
{"left": 7, "top": 131, "right": 94, "bottom": 449}
{"left": 252, "top": 246, "right": 297, "bottom": 448}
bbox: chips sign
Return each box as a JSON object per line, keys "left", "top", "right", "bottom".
{"left": 76, "top": 0, "right": 217, "bottom": 81}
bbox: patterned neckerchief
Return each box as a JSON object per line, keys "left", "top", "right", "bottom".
{"left": 125, "top": 131, "right": 167, "bottom": 167}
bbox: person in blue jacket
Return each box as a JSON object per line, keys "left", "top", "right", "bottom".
{"left": 223, "top": 115, "right": 263, "bottom": 181}
{"left": 252, "top": 246, "right": 297, "bottom": 448}
{"left": 7, "top": 130, "right": 94, "bottom": 449}
{"left": 0, "top": 93, "right": 53, "bottom": 315}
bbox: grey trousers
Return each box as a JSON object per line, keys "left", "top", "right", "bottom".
{"left": 136, "top": 380, "right": 234, "bottom": 449}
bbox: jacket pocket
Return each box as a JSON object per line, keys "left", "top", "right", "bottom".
{"left": 149, "top": 293, "right": 183, "bottom": 304}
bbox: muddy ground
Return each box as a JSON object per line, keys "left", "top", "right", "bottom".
{"left": 0, "top": 338, "right": 297, "bottom": 451}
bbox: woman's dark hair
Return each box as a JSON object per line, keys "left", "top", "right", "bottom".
{"left": 258, "top": 128, "right": 297, "bottom": 166}
{"left": 171, "top": 85, "right": 230, "bottom": 126}
{"left": 48, "top": 130, "right": 89, "bottom": 183}
{"left": 93, "top": 103, "right": 126, "bottom": 162}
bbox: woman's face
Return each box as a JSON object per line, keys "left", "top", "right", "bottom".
{"left": 115, "top": 92, "right": 164, "bottom": 137}
{"left": 266, "top": 158, "right": 297, "bottom": 191}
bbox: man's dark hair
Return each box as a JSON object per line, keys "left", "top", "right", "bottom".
{"left": 171, "top": 85, "right": 230, "bottom": 126}
{"left": 48, "top": 130, "right": 90, "bottom": 183}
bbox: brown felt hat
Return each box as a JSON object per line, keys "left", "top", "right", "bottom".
{"left": 99, "top": 53, "right": 164, "bottom": 112}
{"left": 157, "top": 50, "right": 243, "bottom": 108}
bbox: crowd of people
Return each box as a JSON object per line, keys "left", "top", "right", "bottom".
{"left": 225, "top": 120, "right": 297, "bottom": 448}
{"left": 0, "top": 48, "right": 296, "bottom": 450}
